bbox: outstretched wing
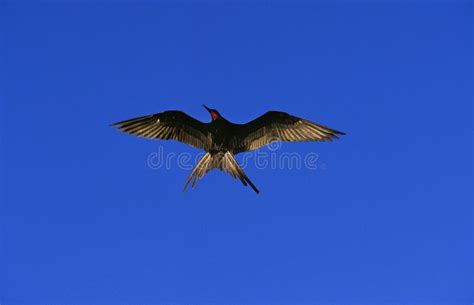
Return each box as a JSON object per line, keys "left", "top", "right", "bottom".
{"left": 111, "top": 111, "right": 210, "bottom": 149}
{"left": 232, "top": 111, "right": 345, "bottom": 153}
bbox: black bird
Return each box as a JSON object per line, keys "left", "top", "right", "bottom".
{"left": 112, "top": 105, "right": 345, "bottom": 194}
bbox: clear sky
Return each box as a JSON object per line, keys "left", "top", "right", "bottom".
{"left": 1, "top": 1, "right": 472, "bottom": 305}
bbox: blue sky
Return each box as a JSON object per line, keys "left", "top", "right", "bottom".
{"left": 1, "top": 1, "right": 472, "bottom": 305}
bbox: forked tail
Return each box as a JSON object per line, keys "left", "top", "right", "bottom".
{"left": 183, "top": 152, "right": 260, "bottom": 194}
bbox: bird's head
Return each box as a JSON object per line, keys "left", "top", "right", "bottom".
{"left": 203, "top": 105, "right": 221, "bottom": 121}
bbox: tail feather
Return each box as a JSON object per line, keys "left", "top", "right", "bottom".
{"left": 183, "top": 153, "right": 211, "bottom": 191}
{"left": 182, "top": 152, "right": 260, "bottom": 194}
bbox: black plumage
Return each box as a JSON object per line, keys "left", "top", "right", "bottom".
{"left": 112, "top": 105, "right": 345, "bottom": 194}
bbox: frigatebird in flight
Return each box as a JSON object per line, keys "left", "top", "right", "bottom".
{"left": 112, "top": 105, "right": 345, "bottom": 194}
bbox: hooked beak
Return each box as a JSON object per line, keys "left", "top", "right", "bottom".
{"left": 202, "top": 104, "right": 212, "bottom": 113}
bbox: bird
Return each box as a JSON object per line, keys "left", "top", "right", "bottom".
{"left": 111, "top": 105, "right": 345, "bottom": 194}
